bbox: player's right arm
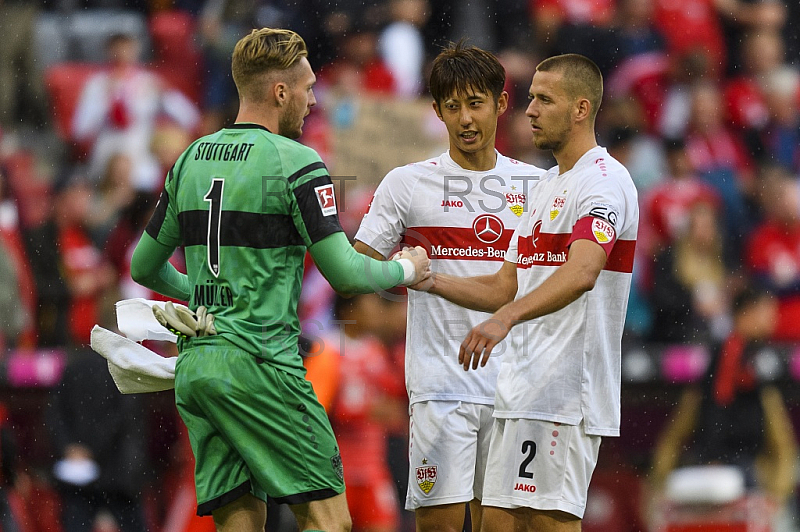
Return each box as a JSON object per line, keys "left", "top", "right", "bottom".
{"left": 287, "top": 153, "right": 428, "bottom": 293}
{"left": 130, "top": 233, "right": 191, "bottom": 301}
{"left": 420, "top": 261, "right": 518, "bottom": 313}
{"left": 130, "top": 167, "right": 190, "bottom": 301}
{"left": 309, "top": 234, "right": 429, "bottom": 293}
{"left": 353, "top": 241, "right": 385, "bottom": 260}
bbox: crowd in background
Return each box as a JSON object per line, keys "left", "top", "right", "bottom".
{"left": 1, "top": 0, "right": 800, "bottom": 531}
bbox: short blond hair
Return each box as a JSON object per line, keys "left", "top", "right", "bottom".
{"left": 231, "top": 28, "right": 308, "bottom": 100}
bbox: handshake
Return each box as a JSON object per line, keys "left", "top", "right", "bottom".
{"left": 391, "top": 246, "right": 432, "bottom": 289}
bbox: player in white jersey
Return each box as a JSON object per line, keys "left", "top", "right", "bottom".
{"left": 415, "top": 54, "right": 639, "bottom": 531}
{"left": 354, "top": 42, "right": 544, "bottom": 532}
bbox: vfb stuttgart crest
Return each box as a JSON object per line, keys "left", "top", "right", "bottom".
{"left": 506, "top": 191, "right": 526, "bottom": 217}
{"left": 416, "top": 459, "right": 437, "bottom": 494}
{"left": 550, "top": 194, "right": 566, "bottom": 221}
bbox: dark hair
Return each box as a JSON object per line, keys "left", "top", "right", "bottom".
{"left": 732, "top": 285, "right": 773, "bottom": 314}
{"left": 536, "top": 53, "right": 603, "bottom": 121}
{"left": 607, "top": 127, "right": 636, "bottom": 149}
{"left": 662, "top": 136, "right": 686, "bottom": 153}
{"left": 429, "top": 40, "right": 506, "bottom": 105}
{"left": 105, "top": 32, "right": 137, "bottom": 49}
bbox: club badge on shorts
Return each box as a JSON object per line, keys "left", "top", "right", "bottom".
{"left": 416, "top": 458, "right": 437, "bottom": 494}
{"left": 331, "top": 451, "right": 344, "bottom": 481}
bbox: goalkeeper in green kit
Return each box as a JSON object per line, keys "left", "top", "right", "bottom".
{"left": 129, "top": 28, "right": 430, "bottom": 532}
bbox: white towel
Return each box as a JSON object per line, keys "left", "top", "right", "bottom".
{"left": 115, "top": 298, "right": 179, "bottom": 343}
{"left": 90, "top": 325, "right": 176, "bottom": 394}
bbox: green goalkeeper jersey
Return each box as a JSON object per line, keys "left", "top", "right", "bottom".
{"left": 145, "top": 123, "right": 345, "bottom": 375}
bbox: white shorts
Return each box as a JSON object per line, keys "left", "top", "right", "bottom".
{"left": 482, "top": 418, "right": 601, "bottom": 518}
{"left": 405, "top": 401, "right": 494, "bottom": 510}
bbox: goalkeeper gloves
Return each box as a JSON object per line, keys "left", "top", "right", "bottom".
{"left": 152, "top": 301, "right": 217, "bottom": 338}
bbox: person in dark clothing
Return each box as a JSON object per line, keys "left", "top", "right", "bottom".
{"left": 46, "top": 349, "right": 150, "bottom": 532}
{"left": 650, "top": 286, "right": 798, "bottom": 511}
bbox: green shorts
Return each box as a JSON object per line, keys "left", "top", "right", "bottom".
{"left": 174, "top": 341, "right": 345, "bottom": 516}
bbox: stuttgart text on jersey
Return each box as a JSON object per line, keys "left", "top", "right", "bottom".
{"left": 194, "top": 142, "right": 255, "bottom": 162}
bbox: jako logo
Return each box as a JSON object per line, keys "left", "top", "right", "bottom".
{"left": 513, "top": 483, "right": 536, "bottom": 493}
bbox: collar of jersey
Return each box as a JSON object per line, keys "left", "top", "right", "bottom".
{"left": 227, "top": 123, "right": 272, "bottom": 133}
{"left": 442, "top": 149, "right": 503, "bottom": 174}
{"left": 556, "top": 146, "right": 607, "bottom": 177}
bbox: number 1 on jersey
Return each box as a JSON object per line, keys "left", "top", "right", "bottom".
{"left": 204, "top": 178, "right": 224, "bottom": 277}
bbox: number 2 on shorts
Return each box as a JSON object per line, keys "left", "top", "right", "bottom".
{"left": 519, "top": 440, "right": 537, "bottom": 478}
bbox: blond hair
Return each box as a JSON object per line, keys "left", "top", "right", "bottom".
{"left": 537, "top": 54, "right": 603, "bottom": 122}
{"left": 231, "top": 28, "right": 308, "bottom": 101}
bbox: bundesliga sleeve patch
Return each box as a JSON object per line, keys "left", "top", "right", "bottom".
{"left": 314, "top": 184, "right": 337, "bottom": 216}
{"left": 568, "top": 216, "right": 617, "bottom": 256}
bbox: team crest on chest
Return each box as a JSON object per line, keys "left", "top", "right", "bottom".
{"left": 416, "top": 458, "right": 438, "bottom": 494}
{"left": 506, "top": 189, "right": 526, "bottom": 217}
{"left": 550, "top": 193, "right": 566, "bottom": 221}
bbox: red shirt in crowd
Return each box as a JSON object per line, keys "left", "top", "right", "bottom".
{"left": 653, "top": 0, "right": 726, "bottom": 74}
{"left": 58, "top": 225, "right": 105, "bottom": 344}
{"left": 745, "top": 220, "right": 800, "bottom": 341}
{"left": 642, "top": 178, "right": 721, "bottom": 254}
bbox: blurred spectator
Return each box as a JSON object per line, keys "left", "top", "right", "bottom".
{"left": 753, "top": 66, "right": 800, "bottom": 173}
{"left": 684, "top": 81, "right": 754, "bottom": 258}
{"left": 717, "top": 0, "right": 786, "bottom": 76}
{"left": 649, "top": 286, "right": 797, "bottom": 524}
{"left": 605, "top": 125, "right": 667, "bottom": 196}
{"left": 0, "top": 238, "right": 25, "bottom": 351}
{"left": 744, "top": 167, "right": 800, "bottom": 342}
{"left": 652, "top": 0, "right": 727, "bottom": 78}
{"left": 784, "top": 0, "right": 800, "bottom": 62}
{"left": 723, "top": 30, "right": 785, "bottom": 132}
{"left": 24, "top": 171, "right": 115, "bottom": 346}
{"left": 648, "top": 202, "right": 731, "bottom": 344}
{"left": 196, "top": 0, "right": 258, "bottom": 132}
{"left": 529, "top": 0, "right": 615, "bottom": 64}
{"left": 103, "top": 191, "right": 158, "bottom": 301}
{"left": 46, "top": 348, "right": 150, "bottom": 532}
{"left": 197, "top": 0, "right": 316, "bottom": 131}
{"left": 658, "top": 50, "right": 715, "bottom": 139}
{"left": 603, "top": 0, "right": 671, "bottom": 131}
{"left": 502, "top": 108, "right": 553, "bottom": 169}
{"left": 379, "top": 0, "right": 429, "bottom": 99}
{"left": 319, "top": 25, "right": 396, "bottom": 97}
{"left": 534, "top": 0, "right": 618, "bottom": 72}
{"left": 305, "top": 293, "right": 405, "bottom": 532}
{"left": 149, "top": 121, "right": 193, "bottom": 177}
{"left": 0, "top": 403, "right": 22, "bottom": 532}
{"left": 86, "top": 152, "right": 137, "bottom": 246}
{"left": 0, "top": 164, "right": 35, "bottom": 348}
{"left": 640, "top": 137, "right": 721, "bottom": 257}
{"left": 611, "top": 0, "right": 667, "bottom": 62}
{"left": 71, "top": 31, "right": 200, "bottom": 192}
{"left": 0, "top": 0, "right": 46, "bottom": 131}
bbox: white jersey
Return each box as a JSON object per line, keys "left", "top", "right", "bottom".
{"left": 502, "top": 147, "right": 639, "bottom": 436}
{"left": 356, "top": 151, "right": 544, "bottom": 405}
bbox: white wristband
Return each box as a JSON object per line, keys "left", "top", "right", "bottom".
{"left": 396, "top": 258, "right": 416, "bottom": 286}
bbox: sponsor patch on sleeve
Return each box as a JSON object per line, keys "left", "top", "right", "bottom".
{"left": 314, "top": 184, "right": 337, "bottom": 216}
{"left": 567, "top": 216, "right": 617, "bottom": 255}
